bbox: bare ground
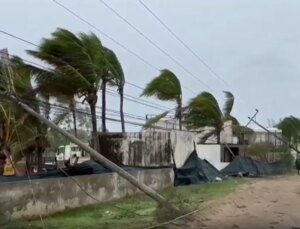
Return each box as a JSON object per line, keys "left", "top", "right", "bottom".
{"left": 169, "top": 175, "right": 300, "bottom": 229}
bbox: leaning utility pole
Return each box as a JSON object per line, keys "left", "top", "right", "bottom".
{"left": 248, "top": 117, "right": 300, "bottom": 156}
{"left": 9, "top": 96, "right": 179, "bottom": 213}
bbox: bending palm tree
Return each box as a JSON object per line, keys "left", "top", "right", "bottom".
{"left": 141, "top": 69, "right": 182, "bottom": 130}
{"left": 184, "top": 91, "right": 238, "bottom": 143}
{"left": 27, "top": 28, "right": 111, "bottom": 150}
{"left": 102, "top": 47, "right": 125, "bottom": 133}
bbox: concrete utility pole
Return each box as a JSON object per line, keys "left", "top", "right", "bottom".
{"left": 10, "top": 96, "right": 179, "bottom": 213}
{"left": 248, "top": 117, "right": 300, "bottom": 155}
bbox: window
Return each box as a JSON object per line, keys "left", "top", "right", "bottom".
{"left": 71, "top": 146, "right": 78, "bottom": 152}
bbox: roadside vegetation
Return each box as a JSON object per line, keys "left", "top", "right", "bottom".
{"left": 2, "top": 179, "right": 246, "bottom": 229}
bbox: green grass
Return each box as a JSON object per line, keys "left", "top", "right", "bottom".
{"left": 2, "top": 179, "right": 246, "bottom": 229}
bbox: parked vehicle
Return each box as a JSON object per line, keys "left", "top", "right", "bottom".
{"left": 56, "top": 144, "right": 87, "bottom": 166}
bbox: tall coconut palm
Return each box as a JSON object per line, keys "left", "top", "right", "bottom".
{"left": 102, "top": 47, "right": 125, "bottom": 133}
{"left": 27, "top": 28, "right": 111, "bottom": 150}
{"left": 141, "top": 69, "right": 182, "bottom": 130}
{"left": 184, "top": 91, "right": 238, "bottom": 143}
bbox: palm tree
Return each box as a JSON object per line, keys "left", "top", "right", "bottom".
{"left": 141, "top": 69, "right": 182, "bottom": 130}
{"left": 0, "top": 53, "right": 53, "bottom": 172}
{"left": 184, "top": 91, "right": 238, "bottom": 143}
{"left": 27, "top": 28, "right": 111, "bottom": 150}
{"left": 102, "top": 47, "right": 125, "bottom": 133}
{"left": 27, "top": 66, "right": 79, "bottom": 137}
{"left": 28, "top": 28, "right": 126, "bottom": 148}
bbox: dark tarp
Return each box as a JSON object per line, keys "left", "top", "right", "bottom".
{"left": 174, "top": 151, "right": 223, "bottom": 186}
{"left": 221, "top": 155, "right": 288, "bottom": 177}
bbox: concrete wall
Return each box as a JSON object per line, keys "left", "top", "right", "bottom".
{"left": 98, "top": 131, "right": 196, "bottom": 168}
{"left": 0, "top": 168, "right": 174, "bottom": 221}
{"left": 196, "top": 144, "right": 229, "bottom": 170}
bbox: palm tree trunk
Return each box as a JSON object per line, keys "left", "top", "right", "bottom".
{"left": 119, "top": 87, "right": 125, "bottom": 133}
{"left": 72, "top": 108, "right": 78, "bottom": 138}
{"left": 178, "top": 100, "right": 182, "bottom": 131}
{"left": 90, "top": 103, "right": 98, "bottom": 151}
{"left": 102, "top": 79, "right": 107, "bottom": 132}
{"left": 87, "top": 91, "right": 99, "bottom": 151}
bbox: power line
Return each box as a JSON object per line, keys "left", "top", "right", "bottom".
{"left": 98, "top": 0, "right": 216, "bottom": 94}
{"left": 137, "top": 0, "right": 231, "bottom": 89}
{"left": 0, "top": 49, "right": 173, "bottom": 112}
{"left": 137, "top": 0, "right": 255, "bottom": 108}
{"left": 0, "top": 30, "right": 146, "bottom": 92}
{"left": 52, "top": 0, "right": 159, "bottom": 71}
{"left": 51, "top": 0, "right": 198, "bottom": 96}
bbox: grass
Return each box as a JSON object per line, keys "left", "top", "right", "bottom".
{"left": 2, "top": 179, "right": 246, "bottom": 229}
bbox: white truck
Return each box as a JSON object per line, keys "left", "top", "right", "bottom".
{"left": 56, "top": 144, "right": 88, "bottom": 166}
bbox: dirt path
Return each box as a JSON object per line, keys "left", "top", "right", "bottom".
{"left": 170, "top": 175, "right": 300, "bottom": 229}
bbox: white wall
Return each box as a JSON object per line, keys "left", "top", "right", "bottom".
{"left": 196, "top": 144, "right": 229, "bottom": 170}
{"left": 171, "top": 130, "right": 197, "bottom": 168}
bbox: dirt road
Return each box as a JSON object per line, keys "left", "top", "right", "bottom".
{"left": 170, "top": 175, "right": 300, "bottom": 229}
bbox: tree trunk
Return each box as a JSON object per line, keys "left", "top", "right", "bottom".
{"left": 177, "top": 100, "right": 182, "bottom": 131}
{"left": 102, "top": 79, "right": 107, "bottom": 132}
{"left": 72, "top": 108, "right": 78, "bottom": 138}
{"left": 217, "top": 129, "right": 221, "bottom": 144}
{"left": 37, "top": 146, "right": 43, "bottom": 172}
{"left": 119, "top": 87, "right": 125, "bottom": 133}
{"left": 86, "top": 91, "right": 98, "bottom": 151}
{"left": 14, "top": 97, "right": 179, "bottom": 213}
{"left": 90, "top": 103, "right": 98, "bottom": 151}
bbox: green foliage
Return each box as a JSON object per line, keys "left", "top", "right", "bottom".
{"left": 27, "top": 28, "right": 126, "bottom": 134}
{"left": 141, "top": 69, "right": 182, "bottom": 128}
{"left": 27, "top": 28, "right": 107, "bottom": 96}
{"left": 276, "top": 116, "right": 300, "bottom": 145}
{"left": 248, "top": 143, "right": 269, "bottom": 158}
{"left": 3, "top": 179, "right": 245, "bottom": 229}
{"left": 143, "top": 111, "right": 170, "bottom": 129}
{"left": 141, "top": 69, "right": 181, "bottom": 102}
{"left": 223, "top": 91, "right": 234, "bottom": 119}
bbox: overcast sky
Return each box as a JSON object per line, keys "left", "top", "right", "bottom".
{"left": 1, "top": 0, "right": 299, "bottom": 131}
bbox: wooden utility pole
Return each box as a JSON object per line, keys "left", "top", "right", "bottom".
{"left": 10, "top": 96, "right": 179, "bottom": 213}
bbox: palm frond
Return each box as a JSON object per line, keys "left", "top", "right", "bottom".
{"left": 223, "top": 91, "right": 234, "bottom": 118}
{"left": 141, "top": 69, "right": 181, "bottom": 102}
{"left": 143, "top": 111, "right": 170, "bottom": 129}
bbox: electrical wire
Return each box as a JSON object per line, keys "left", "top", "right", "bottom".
{"left": 51, "top": 0, "right": 199, "bottom": 96}
{"left": 0, "top": 49, "right": 174, "bottom": 112}
{"left": 137, "top": 0, "right": 255, "bottom": 108}
{"left": 98, "top": 0, "right": 216, "bottom": 94}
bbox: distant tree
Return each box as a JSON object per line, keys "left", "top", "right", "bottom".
{"left": 276, "top": 116, "right": 300, "bottom": 146}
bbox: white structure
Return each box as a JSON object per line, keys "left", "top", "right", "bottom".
{"left": 196, "top": 144, "right": 231, "bottom": 170}
{"left": 56, "top": 144, "right": 88, "bottom": 165}
{"left": 250, "top": 128, "right": 283, "bottom": 146}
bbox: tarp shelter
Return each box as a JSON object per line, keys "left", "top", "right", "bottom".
{"left": 174, "top": 151, "right": 223, "bottom": 186}
{"left": 221, "top": 155, "right": 287, "bottom": 177}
